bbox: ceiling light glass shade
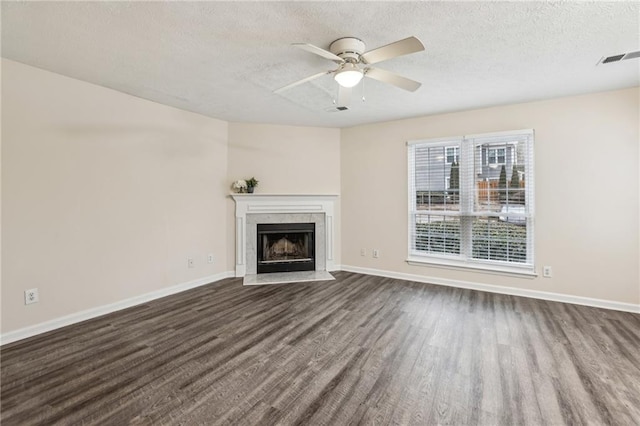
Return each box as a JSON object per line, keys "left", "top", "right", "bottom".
{"left": 334, "top": 64, "right": 363, "bottom": 88}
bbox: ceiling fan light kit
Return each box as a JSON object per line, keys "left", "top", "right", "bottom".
{"left": 275, "top": 36, "right": 425, "bottom": 108}
{"left": 334, "top": 63, "right": 363, "bottom": 88}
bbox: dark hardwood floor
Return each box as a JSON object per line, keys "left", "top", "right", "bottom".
{"left": 2, "top": 271, "right": 639, "bottom": 425}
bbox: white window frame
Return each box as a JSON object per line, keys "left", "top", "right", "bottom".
{"left": 407, "top": 130, "right": 535, "bottom": 276}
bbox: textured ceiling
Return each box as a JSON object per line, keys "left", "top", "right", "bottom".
{"left": 2, "top": 1, "right": 639, "bottom": 128}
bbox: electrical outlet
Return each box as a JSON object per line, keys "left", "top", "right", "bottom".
{"left": 373, "top": 249, "right": 380, "bottom": 258}
{"left": 208, "top": 254, "right": 214, "bottom": 264}
{"left": 543, "top": 266, "right": 552, "bottom": 278}
{"left": 25, "top": 288, "right": 39, "bottom": 305}
{"left": 187, "top": 258, "right": 195, "bottom": 268}
{"left": 360, "top": 248, "right": 366, "bottom": 257}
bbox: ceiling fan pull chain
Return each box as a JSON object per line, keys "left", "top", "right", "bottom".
{"left": 362, "top": 77, "right": 366, "bottom": 102}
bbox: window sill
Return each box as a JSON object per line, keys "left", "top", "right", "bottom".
{"left": 406, "top": 255, "right": 537, "bottom": 278}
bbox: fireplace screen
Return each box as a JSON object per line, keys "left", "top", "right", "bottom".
{"left": 257, "top": 223, "right": 315, "bottom": 274}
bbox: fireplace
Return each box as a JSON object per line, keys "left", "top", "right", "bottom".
{"left": 231, "top": 194, "right": 337, "bottom": 277}
{"left": 257, "top": 223, "right": 315, "bottom": 274}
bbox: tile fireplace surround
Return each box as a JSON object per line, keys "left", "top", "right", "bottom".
{"left": 231, "top": 194, "right": 338, "bottom": 278}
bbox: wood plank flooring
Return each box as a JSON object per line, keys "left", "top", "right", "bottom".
{"left": 1, "top": 271, "right": 639, "bottom": 425}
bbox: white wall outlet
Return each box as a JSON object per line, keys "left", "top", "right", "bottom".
{"left": 373, "top": 249, "right": 380, "bottom": 258}
{"left": 543, "top": 266, "right": 552, "bottom": 278}
{"left": 360, "top": 248, "right": 366, "bottom": 257}
{"left": 208, "top": 254, "right": 214, "bottom": 264}
{"left": 25, "top": 288, "right": 39, "bottom": 305}
{"left": 187, "top": 258, "right": 195, "bottom": 268}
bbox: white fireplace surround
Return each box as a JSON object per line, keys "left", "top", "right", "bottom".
{"left": 231, "top": 194, "right": 338, "bottom": 277}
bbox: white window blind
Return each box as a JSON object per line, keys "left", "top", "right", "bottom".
{"left": 408, "top": 130, "right": 534, "bottom": 274}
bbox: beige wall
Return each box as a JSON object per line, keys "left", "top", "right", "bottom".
{"left": 341, "top": 88, "right": 640, "bottom": 305}
{"left": 226, "top": 123, "right": 341, "bottom": 271}
{"left": 2, "top": 60, "right": 229, "bottom": 332}
{"left": 2, "top": 58, "right": 637, "bottom": 337}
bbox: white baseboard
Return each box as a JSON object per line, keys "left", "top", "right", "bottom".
{"left": 4, "top": 266, "right": 636, "bottom": 346}
{"left": 340, "top": 265, "right": 640, "bottom": 314}
{"left": 0, "top": 271, "right": 236, "bottom": 346}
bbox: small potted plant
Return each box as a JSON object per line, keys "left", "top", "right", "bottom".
{"left": 246, "top": 177, "right": 259, "bottom": 193}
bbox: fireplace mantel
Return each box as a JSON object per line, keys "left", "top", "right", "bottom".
{"left": 231, "top": 194, "right": 338, "bottom": 277}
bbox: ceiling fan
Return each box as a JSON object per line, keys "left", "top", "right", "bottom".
{"left": 274, "top": 36, "right": 425, "bottom": 108}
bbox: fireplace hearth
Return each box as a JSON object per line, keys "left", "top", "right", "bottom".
{"left": 257, "top": 223, "right": 315, "bottom": 274}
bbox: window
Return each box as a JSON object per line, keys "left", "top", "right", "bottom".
{"left": 408, "top": 130, "right": 534, "bottom": 274}
{"left": 445, "top": 146, "right": 459, "bottom": 164}
{"left": 487, "top": 147, "right": 506, "bottom": 165}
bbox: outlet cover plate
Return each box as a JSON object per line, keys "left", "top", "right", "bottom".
{"left": 25, "top": 288, "right": 39, "bottom": 305}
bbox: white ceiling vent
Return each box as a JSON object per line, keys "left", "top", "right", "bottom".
{"left": 599, "top": 50, "right": 640, "bottom": 64}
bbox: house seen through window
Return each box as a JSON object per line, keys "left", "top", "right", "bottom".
{"left": 407, "top": 130, "right": 535, "bottom": 274}
{"left": 445, "top": 146, "right": 459, "bottom": 164}
{"left": 487, "top": 147, "right": 506, "bottom": 165}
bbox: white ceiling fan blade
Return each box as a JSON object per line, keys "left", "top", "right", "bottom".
{"left": 365, "top": 67, "right": 422, "bottom": 92}
{"left": 361, "top": 36, "right": 425, "bottom": 65}
{"left": 274, "top": 71, "right": 331, "bottom": 94}
{"left": 337, "top": 86, "right": 352, "bottom": 108}
{"left": 293, "top": 43, "right": 344, "bottom": 62}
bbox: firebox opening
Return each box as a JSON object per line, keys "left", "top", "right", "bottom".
{"left": 257, "top": 223, "right": 315, "bottom": 274}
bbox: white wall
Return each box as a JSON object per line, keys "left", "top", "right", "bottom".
{"left": 341, "top": 88, "right": 639, "bottom": 306}
{"left": 226, "top": 122, "right": 341, "bottom": 271}
{"left": 1, "top": 60, "right": 230, "bottom": 333}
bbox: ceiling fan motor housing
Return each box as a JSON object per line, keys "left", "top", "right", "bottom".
{"left": 329, "top": 37, "right": 366, "bottom": 62}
